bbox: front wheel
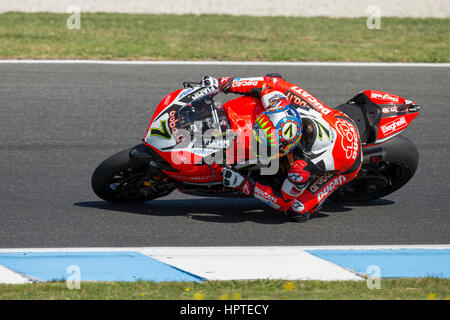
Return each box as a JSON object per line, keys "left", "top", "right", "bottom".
{"left": 91, "top": 148, "right": 174, "bottom": 203}
{"left": 330, "top": 135, "right": 419, "bottom": 202}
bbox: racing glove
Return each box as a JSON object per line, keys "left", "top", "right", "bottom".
{"left": 222, "top": 167, "right": 254, "bottom": 197}
{"left": 201, "top": 76, "right": 219, "bottom": 88}
{"left": 265, "top": 73, "right": 284, "bottom": 80}
{"left": 281, "top": 159, "right": 316, "bottom": 201}
{"left": 287, "top": 159, "right": 316, "bottom": 192}
{"left": 218, "top": 77, "right": 234, "bottom": 93}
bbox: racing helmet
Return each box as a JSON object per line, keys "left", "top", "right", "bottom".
{"left": 252, "top": 104, "right": 303, "bottom": 160}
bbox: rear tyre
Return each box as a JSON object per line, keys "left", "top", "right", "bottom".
{"left": 330, "top": 135, "right": 419, "bottom": 202}
{"left": 91, "top": 148, "right": 168, "bottom": 203}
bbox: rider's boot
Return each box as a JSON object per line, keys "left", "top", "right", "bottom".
{"left": 284, "top": 199, "right": 311, "bottom": 222}
{"left": 285, "top": 210, "right": 311, "bottom": 222}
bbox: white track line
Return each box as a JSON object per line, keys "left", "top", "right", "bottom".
{"left": 0, "top": 60, "right": 449, "bottom": 67}
{"left": 1, "top": 245, "right": 449, "bottom": 253}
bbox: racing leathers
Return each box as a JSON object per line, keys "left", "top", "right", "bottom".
{"left": 216, "top": 74, "right": 363, "bottom": 221}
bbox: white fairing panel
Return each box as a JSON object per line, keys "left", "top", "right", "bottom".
{"left": 297, "top": 108, "right": 337, "bottom": 171}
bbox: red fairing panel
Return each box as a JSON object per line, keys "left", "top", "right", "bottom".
{"left": 143, "top": 94, "right": 264, "bottom": 184}
{"left": 362, "top": 90, "right": 419, "bottom": 141}
{"left": 377, "top": 113, "right": 418, "bottom": 140}
{"left": 364, "top": 90, "right": 406, "bottom": 105}
{"left": 147, "top": 140, "right": 225, "bottom": 184}
{"left": 144, "top": 89, "right": 224, "bottom": 184}
{"left": 150, "top": 89, "right": 183, "bottom": 123}
{"left": 223, "top": 96, "right": 265, "bottom": 164}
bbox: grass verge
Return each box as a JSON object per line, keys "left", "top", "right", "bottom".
{"left": 0, "top": 278, "right": 449, "bottom": 300}
{"left": 0, "top": 13, "right": 449, "bottom": 62}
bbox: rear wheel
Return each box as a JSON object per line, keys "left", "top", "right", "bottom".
{"left": 330, "top": 135, "right": 419, "bottom": 202}
{"left": 91, "top": 148, "right": 174, "bottom": 203}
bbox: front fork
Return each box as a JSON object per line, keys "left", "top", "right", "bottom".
{"left": 129, "top": 143, "right": 177, "bottom": 193}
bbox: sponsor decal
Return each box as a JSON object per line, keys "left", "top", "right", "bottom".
{"left": 162, "top": 94, "right": 173, "bottom": 106}
{"left": 167, "top": 110, "right": 188, "bottom": 143}
{"left": 188, "top": 148, "right": 217, "bottom": 156}
{"left": 168, "top": 110, "right": 179, "bottom": 134}
{"left": 371, "top": 92, "right": 399, "bottom": 103}
{"left": 285, "top": 91, "right": 310, "bottom": 107}
{"left": 179, "top": 148, "right": 217, "bottom": 157}
{"left": 177, "top": 88, "right": 194, "bottom": 99}
{"left": 203, "top": 136, "right": 231, "bottom": 149}
{"left": 335, "top": 119, "right": 359, "bottom": 160}
{"left": 309, "top": 172, "right": 335, "bottom": 193}
{"left": 241, "top": 181, "right": 252, "bottom": 196}
{"left": 291, "top": 200, "right": 305, "bottom": 213}
{"left": 381, "top": 116, "right": 407, "bottom": 135}
{"left": 287, "top": 86, "right": 332, "bottom": 115}
{"left": 171, "top": 174, "right": 215, "bottom": 182}
{"left": 254, "top": 185, "right": 279, "bottom": 207}
{"left": 232, "top": 80, "right": 259, "bottom": 88}
{"left": 191, "top": 86, "right": 215, "bottom": 100}
{"left": 317, "top": 175, "right": 347, "bottom": 201}
{"left": 187, "top": 175, "right": 214, "bottom": 181}
{"left": 233, "top": 77, "right": 264, "bottom": 82}
{"left": 381, "top": 106, "right": 399, "bottom": 114}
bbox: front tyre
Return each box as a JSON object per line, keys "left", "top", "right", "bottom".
{"left": 91, "top": 148, "right": 169, "bottom": 203}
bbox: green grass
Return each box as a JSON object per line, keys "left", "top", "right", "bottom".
{"left": 0, "top": 278, "right": 449, "bottom": 300}
{"left": 0, "top": 13, "right": 449, "bottom": 62}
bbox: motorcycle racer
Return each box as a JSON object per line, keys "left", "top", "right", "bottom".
{"left": 201, "top": 74, "right": 363, "bottom": 222}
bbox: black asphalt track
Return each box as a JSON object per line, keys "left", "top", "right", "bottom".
{"left": 0, "top": 62, "right": 448, "bottom": 247}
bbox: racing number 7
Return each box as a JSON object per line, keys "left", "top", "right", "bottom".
{"left": 150, "top": 120, "right": 171, "bottom": 140}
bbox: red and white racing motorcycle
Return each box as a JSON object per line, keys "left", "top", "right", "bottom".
{"left": 91, "top": 81, "right": 420, "bottom": 206}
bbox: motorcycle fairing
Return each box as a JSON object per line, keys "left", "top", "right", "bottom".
{"left": 364, "top": 90, "right": 419, "bottom": 143}
{"left": 223, "top": 96, "right": 265, "bottom": 164}
{"left": 143, "top": 90, "right": 268, "bottom": 184}
{"left": 344, "top": 90, "right": 420, "bottom": 146}
{"left": 144, "top": 89, "right": 238, "bottom": 184}
{"left": 145, "top": 88, "right": 228, "bottom": 153}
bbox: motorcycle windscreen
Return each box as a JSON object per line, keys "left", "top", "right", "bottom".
{"left": 171, "top": 96, "right": 231, "bottom": 150}
{"left": 156, "top": 96, "right": 231, "bottom": 183}
{"left": 145, "top": 95, "right": 230, "bottom": 153}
